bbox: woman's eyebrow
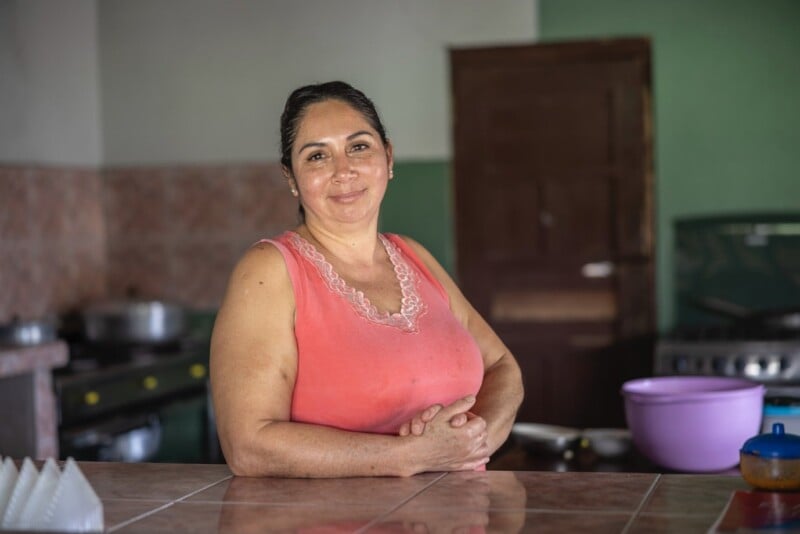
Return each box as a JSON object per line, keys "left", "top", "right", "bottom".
{"left": 298, "top": 130, "right": 375, "bottom": 154}
{"left": 347, "top": 130, "right": 375, "bottom": 141}
{"left": 298, "top": 141, "right": 325, "bottom": 154}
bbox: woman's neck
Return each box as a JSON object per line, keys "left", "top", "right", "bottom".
{"left": 299, "top": 220, "right": 383, "bottom": 268}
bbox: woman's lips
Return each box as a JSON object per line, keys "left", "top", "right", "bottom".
{"left": 329, "top": 189, "right": 366, "bottom": 203}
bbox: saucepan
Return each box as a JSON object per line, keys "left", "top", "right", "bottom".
{"left": 0, "top": 315, "right": 59, "bottom": 347}
{"left": 79, "top": 299, "right": 187, "bottom": 345}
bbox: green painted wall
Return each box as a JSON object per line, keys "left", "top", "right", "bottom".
{"left": 383, "top": 1, "right": 800, "bottom": 332}
{"left": 540, "top": 0, "right": 800, "bottom": 331}
{"left": 380, "top": 160, "right": 455, "bottom": 275}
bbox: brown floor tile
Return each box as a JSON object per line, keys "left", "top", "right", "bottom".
{"left": 641, "top": 474, "right": 747, "bottom": 516}
{"left": 628, "top": 513, "right": 719, "bottom": 533}
{"left": 372, "top": 509, "right": 631, "bottom": 533}
{"left": 78, "top": 461, "right": 231, "bottom": 500}
{"left": 393, "top": 471, "right": 528, "bottom": 511}
{"left": 187, "top": 472, "right": 445, "bottom": 506}
{"left": 512, "top": 471, "right": 658, "bottom": 512}
{"left": 114, "top": 501, "right": 383, "bottom": 533}
{"left": 102, "top": 499, "right": 173, "bottom": 531}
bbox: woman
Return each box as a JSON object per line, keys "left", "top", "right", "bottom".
{"left": 210, "top": 81, "right": 523, "bottom": 477}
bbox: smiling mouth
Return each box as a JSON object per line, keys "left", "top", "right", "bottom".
{"left": 330, "top": 189, "right": 366, "bottom": 203}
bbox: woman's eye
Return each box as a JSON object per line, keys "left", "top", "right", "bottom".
{"left": 351, "top": 143, "right": 370, "bottom": 152}
{"left": 307, "top": 152, "right": 324, "bottom": 161}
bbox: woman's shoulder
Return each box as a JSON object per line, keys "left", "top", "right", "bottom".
{"left": 230, "top": 232, "right": 296, "bottom": 289}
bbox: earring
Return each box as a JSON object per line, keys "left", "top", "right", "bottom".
{"left": 290, "top": 188, "right": 298, "bottom": 197}
{"left": 389, "top": 169, "right": 394, "bottom": 179}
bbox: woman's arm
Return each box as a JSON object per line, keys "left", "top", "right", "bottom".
{"left": 210, "top": 242, "right": 490, "bottom": 477}
{"left": 400, "top": 237, "right": 524, "bottom": 455}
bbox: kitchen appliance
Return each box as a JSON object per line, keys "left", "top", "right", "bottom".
{"left": 655, "top": 214, "right": 800, "bottom": 401}
{"left": 54, "top": 310, "right": 220, "bottom": 463}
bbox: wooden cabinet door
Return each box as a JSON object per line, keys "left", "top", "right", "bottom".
{"left": 451, "top": 39, "right": 655, "bottom": 427}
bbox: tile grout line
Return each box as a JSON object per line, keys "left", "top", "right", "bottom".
{"left": 105, "top": 475, "right": 233, "bottom": 533}
{"left": 355, "top": 473, "right": 449, "bottom": 533}
{"left": 620, "top": 473, "right": 661, "bottom": 534}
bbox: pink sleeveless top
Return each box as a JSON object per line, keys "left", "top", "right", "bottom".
{"left": 265, "top": 231, "right": 484, "bottom": 435}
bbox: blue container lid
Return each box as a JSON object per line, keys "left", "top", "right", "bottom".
{"left": 741, "top": 423, "right": 800, "bottom": 459}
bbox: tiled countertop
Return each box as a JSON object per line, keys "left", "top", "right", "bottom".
{"left": 0, "top": 341, "right": 68, "bottom": 377}
{"left": 64, "top": 461, "right": 752, "bottom": 533}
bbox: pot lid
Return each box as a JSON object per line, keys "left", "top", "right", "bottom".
{"left": 741, "top": 423, "right": 800, "bottom": 459}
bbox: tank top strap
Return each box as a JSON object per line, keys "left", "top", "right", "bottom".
{"left": 255, "top": 235, "right": 305, "bottom": 306}
{"left": 383, "top": 233, "right": 449, "bottom": 303}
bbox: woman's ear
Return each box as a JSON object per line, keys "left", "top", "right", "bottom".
{"left": 385, "top": 140, "right": 394, "bottom": 180}
{"left": 282, "top": 165, "right": 299, "bottom": 197}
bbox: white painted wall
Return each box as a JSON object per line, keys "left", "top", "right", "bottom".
{"left": 0, "top": 0, "right": 102, "bottom": 166}
{"left": 99, "top": 0, "right": 537, "bottom": 165}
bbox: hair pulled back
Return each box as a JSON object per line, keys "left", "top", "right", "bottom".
{"left": 279, "top": 81, "right": 389, "bottom": 174}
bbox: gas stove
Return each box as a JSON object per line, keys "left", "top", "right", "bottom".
{"left": 54, "top": 337, "right": 219, "bottom": 463}
{"left": 654, "top": 326, "right": 800, "bottom": 386}
{"left": 54, "top": 341, "right": 209, "bottom": 426}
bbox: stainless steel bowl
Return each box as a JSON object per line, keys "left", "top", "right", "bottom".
{"left": 0, "top": 316, "right": 59, "bottom": 347}
{"left": 82, "top": 300, "right": 187, "bottom": 345}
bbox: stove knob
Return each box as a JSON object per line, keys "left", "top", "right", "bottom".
{"left": 142, "top": 375, "right": 159, "bottom": 391}
{"left": 189, "top": 363, "right": 207, "bottom": 380}
{"left": 84, "top": 391, "right": 100, "bottom": 406}
{"left": 673, "top": 356, "right": 689, "bottom": 373}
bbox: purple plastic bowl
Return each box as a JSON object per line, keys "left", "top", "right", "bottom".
{"left": 622, "top": 376, "right": 764, "bottom": 472}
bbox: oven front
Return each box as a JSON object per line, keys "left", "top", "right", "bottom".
{"left": 55, "top": 348, "right": 221, "bottom": 463}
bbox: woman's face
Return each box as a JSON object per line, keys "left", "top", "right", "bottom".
{"left": 287, "top": 99, "right": 393, "bottom": 228}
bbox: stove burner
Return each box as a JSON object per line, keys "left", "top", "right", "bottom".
{"left": 55, "top": 337, "right": 210, "bottom": 427}
{"left": 655, "top": 336, "right": 800, "bottom": 387}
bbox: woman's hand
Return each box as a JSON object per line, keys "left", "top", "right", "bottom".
{"left": 404, "top": 396, "right": 490, "bottom": 473}
{"left": 398, "top": 397, "right": 475, "bottom": 437}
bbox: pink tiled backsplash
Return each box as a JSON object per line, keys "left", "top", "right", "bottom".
{"left": 0, "top": 163, "right": 297, "bottom": 322}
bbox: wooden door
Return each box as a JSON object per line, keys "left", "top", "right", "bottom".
{"left": 451, "top": 39, "right": 655, "bottom": 427}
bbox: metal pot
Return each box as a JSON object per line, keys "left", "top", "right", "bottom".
{"left": 511, "top": 423, "right": 581, "bottom": 457}
{"left": 0, "top": 315, "right": 59, "bottom": 347}
{"left": 82, "top": 300, "right": 187, "bottom": 345}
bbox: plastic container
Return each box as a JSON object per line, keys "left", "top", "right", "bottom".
{"left": 740, "top": 422, "right": 800, "bottom": 491}
{"left": 762, "top": 400, "right": 800, "bottom": 435}
{"left": 622, "top": 376, "right": 764, "bottom": 472}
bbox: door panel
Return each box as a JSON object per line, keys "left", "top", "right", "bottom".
{"left": 452, "top": 39, "right": 655, "bottom": 427}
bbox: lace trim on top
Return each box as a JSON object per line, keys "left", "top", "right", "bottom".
{"left": 287, "top": 232, "right": 427, "bottom": 333}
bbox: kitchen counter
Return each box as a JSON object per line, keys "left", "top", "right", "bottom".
{"left": 0, "top": 341, "right": 68, "bottom": 458}
{"left": 44, "top": 461, "right": 753, "bottom": 532}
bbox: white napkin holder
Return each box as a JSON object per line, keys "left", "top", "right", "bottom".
{"left": 0, "top": 456, "right": 103, "bottom": 532}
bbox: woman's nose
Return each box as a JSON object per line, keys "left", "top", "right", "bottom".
{"left": 332, "top": 157, "right": 355, "bottom": 182}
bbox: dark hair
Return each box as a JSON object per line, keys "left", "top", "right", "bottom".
{"left": 279, "top": 81, "right": 389, "bottom": 173}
